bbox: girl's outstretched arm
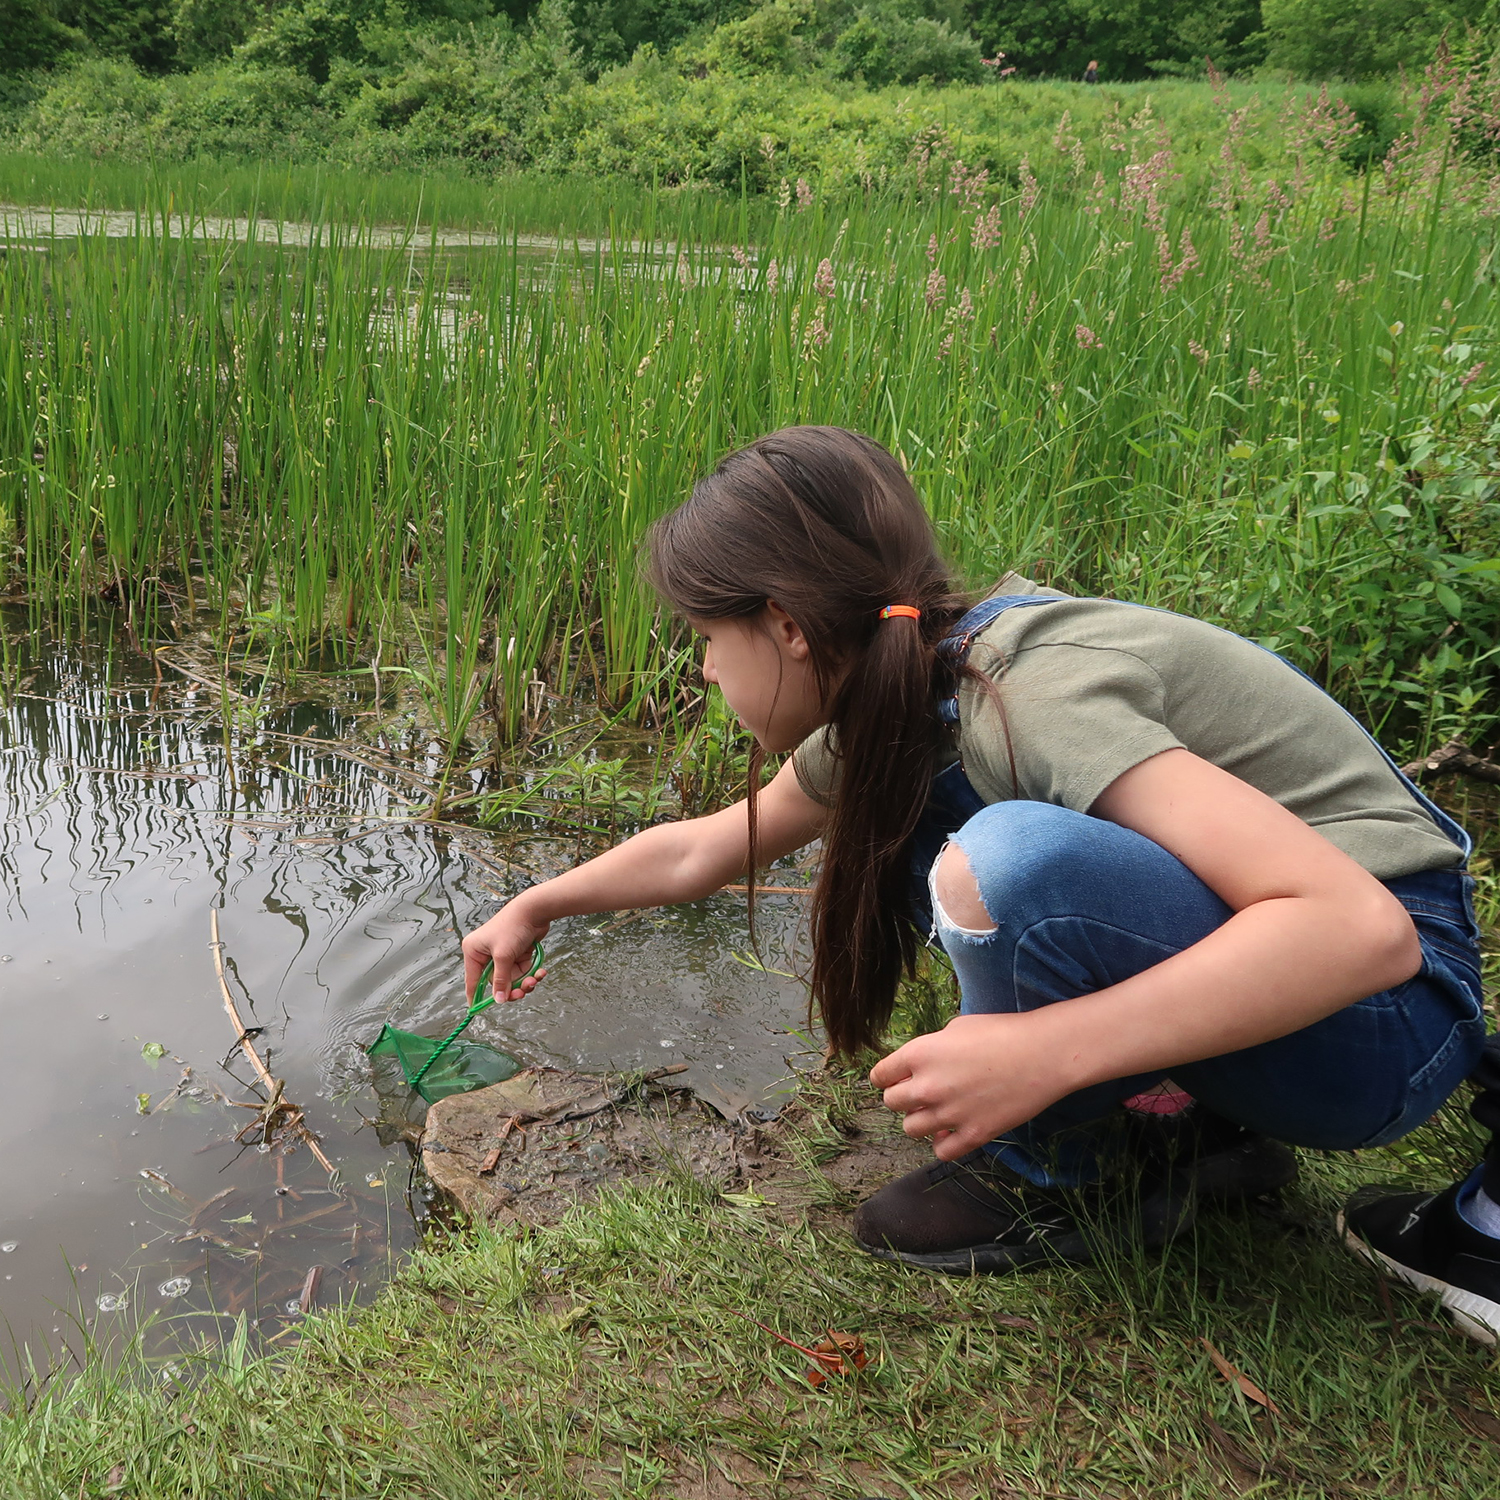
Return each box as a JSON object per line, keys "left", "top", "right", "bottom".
{"left": 873, "top": 747, "right": 1425, "bottom": 1159}
{"left": 461, "top": 757, "right": 826, "bottom": 1000}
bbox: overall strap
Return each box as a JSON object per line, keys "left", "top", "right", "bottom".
{"left": 935, "top": 595, "right": 1063, "bottom": 723}
{"left": 933, "top": 593, "right": 1469, "bottom": 858}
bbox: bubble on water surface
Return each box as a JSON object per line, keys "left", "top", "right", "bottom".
{"left": 95, "top": 1293, "right": 127, "bottom": 1313}
{"left": 659, "top": 1040, "right": 675, "bottom": 1048}
{"left": 158, "top": 1277, "right": 192, "bottom": 1299}
{"left": 285, "top": 1300, "right": 303, "bottom": 1315}
{"left": 1, "top": 1242, "right": 16, "bottom": 1253}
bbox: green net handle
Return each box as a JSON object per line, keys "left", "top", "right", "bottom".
{"left": 410, "top": 943, "right": 545, "bottom": 1091}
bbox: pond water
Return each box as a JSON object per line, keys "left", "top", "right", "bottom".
{"left": 0, "top": 620, "right": 810, "bottom": 1367}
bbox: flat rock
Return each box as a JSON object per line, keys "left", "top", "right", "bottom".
{"left": 421, "top": 1065, "right": 743, "bottom": 1223}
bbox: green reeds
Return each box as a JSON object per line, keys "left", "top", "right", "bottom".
{"left": 2, "top": 130, "right": 1497, "bottom": 768}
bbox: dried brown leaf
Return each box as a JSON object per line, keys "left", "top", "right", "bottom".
{"left": 1200, "top": 1337, "right": 1282, "bottom": 1415}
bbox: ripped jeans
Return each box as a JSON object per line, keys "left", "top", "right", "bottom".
{"left": 915, "top": 782, "right": 1486, "bottom": 1187}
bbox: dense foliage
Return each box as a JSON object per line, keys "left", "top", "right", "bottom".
{"left": 4, "top": 0, "right": 1499, "bottom": 98}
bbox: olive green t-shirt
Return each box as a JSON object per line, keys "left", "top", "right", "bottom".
{"left": 792, "top": 574, "right": 1463, "bottom": 880}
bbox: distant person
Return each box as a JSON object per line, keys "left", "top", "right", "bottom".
{"left": 1084, "top": 59, "right": 1099, "bottom": 84}
{"left": 462, "top": 425, "right": 1496, "bottom": 1346}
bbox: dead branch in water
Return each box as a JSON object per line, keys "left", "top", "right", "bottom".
{"left": 209, "top": 909, "right": 340, "bottom": 1181}
{"left": 1400, "top": 737, "right": 1500, "bottom": 788}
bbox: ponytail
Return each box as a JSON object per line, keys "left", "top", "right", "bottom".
{"left": 648, "top": 426, "right": 971, "bottom": 1057}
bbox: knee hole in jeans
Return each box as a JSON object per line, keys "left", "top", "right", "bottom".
{"left": 933, "top": 841, "right": 997, "bottom": 936}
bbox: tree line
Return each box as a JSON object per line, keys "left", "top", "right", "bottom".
{"left": 5, "top": 0, "right": 1498, "bottom": 86}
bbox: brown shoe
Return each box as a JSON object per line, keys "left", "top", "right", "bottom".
{"left": 852, "top": 1121, "right": 1297, "bottom": 1276}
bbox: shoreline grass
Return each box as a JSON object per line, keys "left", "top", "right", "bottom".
{"left": 3, "top": 131, "right": 1498, "bottom": 780}
{"left": 5, "top": 1048, "right": 1500, "bottom": 1499}
{"left": 0, "top": 153, "right": 765, "bottom": 242}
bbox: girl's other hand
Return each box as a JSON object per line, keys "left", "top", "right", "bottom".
{"left": 869, "top": 1012, "right": 1082, "bottom": 1160}
{"left": 461, "top": 903, "right": 551, "bottom": 1002}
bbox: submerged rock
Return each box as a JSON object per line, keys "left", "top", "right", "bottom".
{"left": 420, "top": 1065, "right": 743, "bottom": 1223}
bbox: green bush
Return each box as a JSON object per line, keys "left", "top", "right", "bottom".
{"left": 336, "top": 14, "right": 574, "bottom": 166}
{"left": 153, "top": 63, "right": 329, "bottom": 156}
{"left": 832, "top": 2, "right": 984, "bottom": 85}
{"left": 58, "top": 0, "right": 177, "bottom": 70}
{"left": 694, "top": 0, "right": 811, "bottom": 74}
{"left": 1262, "top": 0, "right": 1496, "bottom": 81}
{"left": 15, "top": 54, "right": 163, "bottom": 154}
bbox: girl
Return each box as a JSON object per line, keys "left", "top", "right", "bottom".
{"left": 462, "top": 426, "right": 1499, "bottom": 1343}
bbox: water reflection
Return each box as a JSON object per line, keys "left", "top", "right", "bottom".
{"left": 0, "top": 616, "right": 810, "bottom": 1367}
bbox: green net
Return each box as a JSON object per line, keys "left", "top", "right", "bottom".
{"left": 366, "top": 947, "right": 541, "bottom": 1103}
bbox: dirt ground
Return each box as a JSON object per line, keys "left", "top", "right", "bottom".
{"left": 418, "top": 1065, "right": 930, "bottom": 1231}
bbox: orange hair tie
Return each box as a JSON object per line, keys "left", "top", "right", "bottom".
{"left": 879, "top": 605, "right": 921, "bottom": 620}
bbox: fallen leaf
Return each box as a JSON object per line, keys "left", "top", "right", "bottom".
{"left": 732, "top": 1311, "right": 872, "bottom": 1388}
{"left": 1200, "top": 1337, "right": 1282, "bottom": 1414}
{"left": 994, "top": 1313, "right": 1039, "bottom": 1332}
{"left": 104, "top": 1464, "right": 126, "bottom": 1491}
{"left": 804, "top": 1329, "right": 871, "bottom": 1388}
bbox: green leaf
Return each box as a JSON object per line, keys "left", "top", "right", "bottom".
{"left": 141, "top": 1041, "right": 166, "bottom": 1061}
{"left": 1434, "top": 584, "right": 1464, "bottom": 618}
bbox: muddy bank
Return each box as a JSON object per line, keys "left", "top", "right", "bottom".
{"left": 419, "top": 1063, "right": 930, "bottom": 1229}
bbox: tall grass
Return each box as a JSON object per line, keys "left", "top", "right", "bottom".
{"left": 0, "top": 151, "right": 768, "bottom": 242}
{"left": 1, "top": 120, "right": 1498, "bottom": 771}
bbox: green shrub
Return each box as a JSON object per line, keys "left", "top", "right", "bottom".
{"left": 58, "top": 0, "right": 177, "bottom": 71}
{"left": 1262, "top": 0, "right": 1495, "bottom": 81}
{"left": 235, "top": 0, "right": 366, "bottom": 84}
{"left": 153, "top": 63, "right": 328, "bottom": 157}
{"left": 169, "top": 0, "right": 249, "bottom": 67}
{"left": 832, "top": 2, "right": 984, "bottom": 85}
{"left": 694, "top": 0, "right": 812, "bottom": 74}
{"left": 15, "top": 54, "right": 164, "bottom": 154}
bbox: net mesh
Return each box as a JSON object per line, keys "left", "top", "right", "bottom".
{"left": 365, "top": 946, "right": 541, "bottom": 1104}
{"left": 367, "top": 1026, "right": 521, "bottom": 1103}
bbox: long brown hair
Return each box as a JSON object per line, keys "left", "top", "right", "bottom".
{"left": 647, "top": 426, "right": 972, "bottom": 1056}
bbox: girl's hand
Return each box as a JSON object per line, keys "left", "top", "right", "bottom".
{"left": 869, "top": 1012, "right": 1081, "bottom": 1161}
{"left": 461, "top": 901, "right": 550, "bottom": 1002}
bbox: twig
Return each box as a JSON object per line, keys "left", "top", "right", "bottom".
{"left": 1401, "top": 737, "right": 1500, "bottom": 787}
{"left": 210, "top": 909, "right": 339, "bottom": 1179}
{"left": 154, "top": 651, "right": 256, "bottom": 702}
{"left": 211, "top": 912, "right": 277, "bottom": 1095}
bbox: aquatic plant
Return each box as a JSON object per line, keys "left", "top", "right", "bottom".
{"left": 1, "top": 95, "right": 1497, "bottom": 778}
